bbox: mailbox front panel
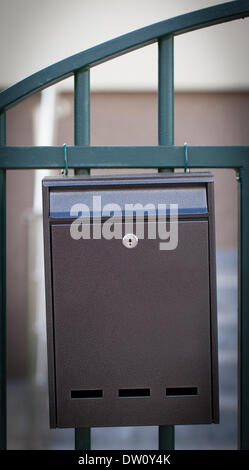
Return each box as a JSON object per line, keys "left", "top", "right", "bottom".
{"left": 43, "top": 173, "right": 219, "bottom": 428}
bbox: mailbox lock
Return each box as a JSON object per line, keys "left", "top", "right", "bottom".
{"left": 122, "top": 233, "right": 138, "bottom": 249}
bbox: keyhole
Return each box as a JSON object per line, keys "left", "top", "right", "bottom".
{"left": 122, "top": 233, "right": 138, "bottom": 248}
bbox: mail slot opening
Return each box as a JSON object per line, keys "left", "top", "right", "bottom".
{"left": 71, "top": 389, "right": 103, "bottom": 399}
{"left": 118, "top": 388, "right": 151, "bottom": 398}
{"left": 166, "top": 387, "right": 198, "bottom": 397}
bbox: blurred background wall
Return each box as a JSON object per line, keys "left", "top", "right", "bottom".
{"left": 1, "top": 0, "right": 248, "bottom": 382}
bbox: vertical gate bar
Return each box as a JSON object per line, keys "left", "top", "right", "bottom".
{"left": 238, "top": 166, "right": 249, "bottom": 449}
{"left": 75, "top": 427, "right": 91, "bottom": 450}
{"left": 74, "top": 67, "right": 91, "bottom": 449}
{"left": 158, "top": 34, "right": 175, "bottom": 450}
{"left": 0, "top": 111, "right": 6, "bottom": 450}
{"left": 158, "top": 35, "right": 174, "bottom": 147}
{"left": 74, "top": 67, "right": 90, "bottom": 153}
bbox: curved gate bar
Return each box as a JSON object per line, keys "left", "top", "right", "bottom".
{"left": 0, "top": 0, "right": 248, "bottom": 111}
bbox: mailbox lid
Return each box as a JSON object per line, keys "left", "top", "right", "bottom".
{"left": 43, "top": 172, "right": 213, "bottom": 219}
{"left": 49, "top": 186, "right": 208, "bottom": 218}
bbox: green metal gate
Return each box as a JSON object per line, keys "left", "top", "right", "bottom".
{"left": 1, "top": 0, "right": 249, "bottom": 450}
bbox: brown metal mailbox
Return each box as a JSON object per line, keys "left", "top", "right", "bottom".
{"left": 42, "top": 172, "right": 219, "bottom": 428}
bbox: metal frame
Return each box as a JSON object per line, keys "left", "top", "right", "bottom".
{"left": 0, "top": 0, "right": 249, "bottom": 450}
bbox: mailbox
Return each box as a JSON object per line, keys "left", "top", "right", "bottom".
{"left": 42, "top": 172, "right": 219, "bottom": 428}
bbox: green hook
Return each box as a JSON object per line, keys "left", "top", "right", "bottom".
{"left": 184, "top": 142, "right": 189, "bottom": 173}
{"left": 63, "top": 143, "right": 68, "bottom": 176}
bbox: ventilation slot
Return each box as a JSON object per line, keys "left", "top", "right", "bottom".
{"left": 71, "top": 389, "right": 103, "bottom": 399}
{"left": 166, "top": 387, "right": 198, "bottom": 396}
{"left": 118, "top": 388, "right": 150, "bottom": 398}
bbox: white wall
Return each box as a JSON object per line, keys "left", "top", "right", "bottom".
{"left": 1, "top": 0, "right": 249, "bottom": 91}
